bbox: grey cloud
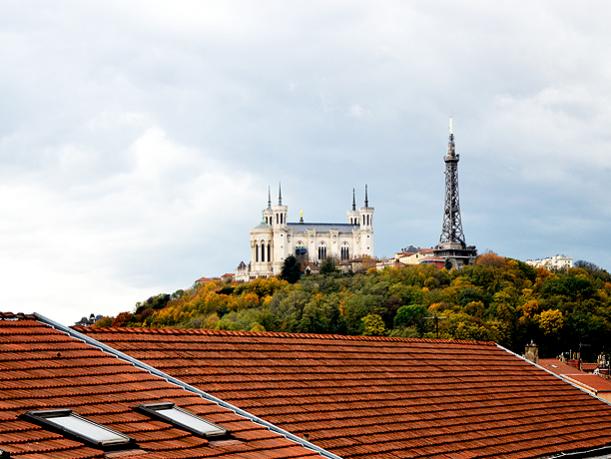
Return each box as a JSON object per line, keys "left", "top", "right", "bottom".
{"left": 0, "top": 1, "right": 609, "bottom": 323}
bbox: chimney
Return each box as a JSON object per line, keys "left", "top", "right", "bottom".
{"left": 524, "top": 340, "right": 539, "bottom": 364}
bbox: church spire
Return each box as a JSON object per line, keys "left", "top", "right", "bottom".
{"left": 364, "top": 184, "right": 369, "bottom": 208}
{"left": 267, "top": 185, "right": 271, "bottom": 209}
{"left": 278, "top": 182, "right": 283, "bottom": 205}
{"left": 352, "top": 188, "right": 356, "bottom": 211}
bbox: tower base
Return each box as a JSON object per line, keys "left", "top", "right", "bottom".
{"left": 433, "top": 243, "right": 477, "bottom": 269}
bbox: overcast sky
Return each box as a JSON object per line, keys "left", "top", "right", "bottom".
{"left": 1, "top": 1, "right": 610, "bottom": 324}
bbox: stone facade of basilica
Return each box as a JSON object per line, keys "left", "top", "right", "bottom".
{"left": 236, "top": 186, "right": 374, "bottom": 281}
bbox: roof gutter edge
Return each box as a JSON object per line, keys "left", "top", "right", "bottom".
{"left": 546, "top": 444, "right": 611, "bottom": 458}
{"left": 495, "top": 343, "right": 611, "bottom": 409}
{"left": 34, "top": 313, "right": 343, "bottom": 459}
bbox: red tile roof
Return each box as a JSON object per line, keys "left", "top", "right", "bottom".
{"left": 581, "top": 362, "right": 600, "bottom": 372}
{"left": 539, "top": 359, "right": 611, "bottom": 394}
{"left": 0, "top": 315, "right": 322, "bottom": 459}
{"left": 78, "top": 327, "right": 611, "bottom": 459}
{"left": 565, "top": 374, "right": 611, "bottom": 393}
{"left": 538, "top": 358, "right": 585, "bottom": 376}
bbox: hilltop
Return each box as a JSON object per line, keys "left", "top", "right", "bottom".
{"left": 95, "top": 253, "right": 611, "bottom": 357}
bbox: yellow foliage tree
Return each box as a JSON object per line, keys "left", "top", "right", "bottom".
{"left": 362, "top": 314, "right": 386, "bottom": 336}
{"left": 538, "top": 309, "right": 564, "bottom": 336}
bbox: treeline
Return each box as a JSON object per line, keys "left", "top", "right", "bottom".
{"left": 97, "top": 254, "right": 611, "bottom": 357}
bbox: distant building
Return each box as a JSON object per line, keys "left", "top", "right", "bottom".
{"left": 375, "top": 257, "right": 398, "bottom": 271}
{"left": 74, "top": 313, "right": 102, "bottom": 326}
{"left": 236, "top": 185, "right": 374, "bottom": 281}
{"left": 526, "top": 254, "right": 573, "bottom": 270}
{"left": 395, "top": 247, "right": 435, "bottom": 265}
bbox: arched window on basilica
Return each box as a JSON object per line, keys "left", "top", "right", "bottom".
{"left": 318, "top": 245, "right": 327, "bottom": 261}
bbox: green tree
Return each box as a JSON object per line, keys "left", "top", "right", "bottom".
{"left": 394, "top": 304, "right": 428, "bottom": 336}
{"left": 299, "top": 293, "right": 344, "bottom": 333}
{"left": 280, "top": 255, "right": 301, "bottom": 284}
{"left": 320, "top": 257, "right": 338, "bottom": 275}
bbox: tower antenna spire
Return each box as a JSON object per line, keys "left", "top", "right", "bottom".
{"left": 267, "top": 185, "right": 271, "bottom": 209}
{"left": 278, "top": 182, "right": 282, "bottom": 206}
{"left": 352, "top": 188, "right": 356, "bottom": 211}
{"left": 364, "top": 184, "right": 369, "bottom": 208}
{"left": 448, "top": 117, "right": 456, "bottom": 157}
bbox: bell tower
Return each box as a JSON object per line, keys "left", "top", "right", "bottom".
{"left": 347, "top": 188, "right": 359, "bottom": 225}
{"left": 262, "top": 186, "right": 273, "bottom": 225}
{"left": 271, "top": 183, "right": 288, "bottom": 274}
{"left": 357, "top": 184, "right": 374, "bottom": 257}
{"left": 271, "top": 183, "right": 288, "bottom": 228}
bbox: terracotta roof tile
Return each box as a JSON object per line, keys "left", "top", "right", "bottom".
{"left": 79, "top": 327, "right": 611, "bottom": 459}
{"left": 0, "top": 317, "right": 321, "bottom": 458}
{"left": 539, "top": 358, "right": 611, "bottom": 395}
{"left": 564, "top": 374, "right": 611, "bottom": 393}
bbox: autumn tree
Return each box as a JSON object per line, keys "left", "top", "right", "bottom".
{"left": 538, "top": 309, "right": 564, "bottom": 336}
{"left": 362, "top": 314, "right": 386, "bottom": 336}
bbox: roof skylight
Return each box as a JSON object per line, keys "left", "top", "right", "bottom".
{"left": 137, "top": 403, "right": 228, "bottom": 438}
{"left": 24, "top": 409, "right": 133, "bottom": 448}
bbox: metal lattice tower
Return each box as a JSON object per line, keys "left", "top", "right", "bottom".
{"left": 439, "top": 120, "right": 466, "bottom": 247}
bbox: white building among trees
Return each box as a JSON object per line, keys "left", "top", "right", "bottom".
{"left": 236, "top": 185, "right": 374, "bottom": 280}
{"left": 526, "top": 254, "right": 573, "bottom": 270}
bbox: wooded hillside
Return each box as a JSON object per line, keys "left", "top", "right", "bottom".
{"left": 99, "top": 254, "right": 611, "bottom": 357}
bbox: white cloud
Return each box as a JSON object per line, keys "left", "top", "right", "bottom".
{"left": 348, "top": 104, "right": 368, "bottom": 118}
{"left": 0, "top": 123, "right": 261, "bottom": 324}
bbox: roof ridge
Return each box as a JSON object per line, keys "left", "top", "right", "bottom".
{"left": 0, "top": 311, "right": 38, "bottom": 320}
{"left": 73, "top": 325, "right": 496, "bottom": 346}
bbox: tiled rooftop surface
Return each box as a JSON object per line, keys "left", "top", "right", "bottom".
{"left": 565, "top": 374, "right": 611, "bottom": 393}
{"left": 539, "top": 358, "right": 611, "bottom": 394}
{"left": 0, "top": 314, "right": 321, "bottom": 458}
{"left": 581, "top": 362, "right": 600, "bottom": 372}
{"left": 79, "top": 327, "right": 611, "bottom": 459}
{"left": 538, "top": 358, "right": 586, "bottom": 376}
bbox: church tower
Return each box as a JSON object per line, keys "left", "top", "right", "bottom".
{"left": 270, "top": 183, "right": 288, "bottom": 273}
{"left": 357, "top": 185, "right": 374, "bottom": 258}
{"left": 433, "top": 119, "right": 477, "bottom": 268}
{"left": 262, "top": 186, "right": 273, "bottom": 225}
{"left": 347, "top": 188, "right": 359, "bottom": 225}
{"left": 250, "top": 188, "right": 274, "bottom": 277}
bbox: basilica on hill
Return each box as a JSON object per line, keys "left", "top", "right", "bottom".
{"left": 235, "top": 122, "right": 478, "bottom": 281}
{"left": 236, "top": 185, "right": 374, "bottom": 281}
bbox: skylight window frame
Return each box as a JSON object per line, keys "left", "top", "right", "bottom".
{"left": 23, "top": 409, "right": 134, "bottom": 449}
{"left": 136, "top": 403, "right": 229, "bottom": 438}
